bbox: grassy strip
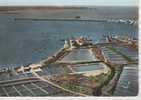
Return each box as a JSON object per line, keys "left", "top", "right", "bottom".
{"left": 63, "top": 84, "right": 80, "bottom": 91}
{"left": 109, "top": 66, "right": 123, "bottom": 94}
{"left": 104, "top": 63, "right": 115, "bottom": 86}
{"left": 107, "top": 47, "right": 133, "bottom": 62}
{"left": 62, "top": 83, "right": 92, "bottom": 95}
{"left": 100, "top": 64, "right": 123, "bottom": 96}
{"left": 88, "top": 63, "right": 115, "bottom": 96}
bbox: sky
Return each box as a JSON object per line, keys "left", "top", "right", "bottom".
{"left": 0, "top": 0, "right": 138, "bottom": 6}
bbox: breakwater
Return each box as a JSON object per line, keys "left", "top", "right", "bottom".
{"left": 14, "top": 18, "right": 137, "bottom": 25}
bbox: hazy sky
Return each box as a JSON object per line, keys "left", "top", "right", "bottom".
{"left": 0, "top": 0, "right": 138, "bottom": 6}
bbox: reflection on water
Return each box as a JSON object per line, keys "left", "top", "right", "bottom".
{"left": 42, "top": 64, "right": 71, "bottom": 75}
{"left": 72, "top": 63, "right": 105, "bottom": 72}
{"left": 0, "top": 7, "right": 138, "bottom": 96}
{"left": 114, "top": 64, "right": 138, "bottom": 96}
{"left": 58, "top": 49, "right": 97, "bottom": 63}
{"left": 0, "top": 10, "right": 138, "bottom": 66}
{"left": 114, "top": 46, "right": 138, "bottom": 60}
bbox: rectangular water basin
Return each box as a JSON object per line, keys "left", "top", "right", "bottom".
{"left": 57, "top": 48, "right": 98, "bottom": 63}
{"left": 71, "top": 63, "right": 107, "bottom": 73}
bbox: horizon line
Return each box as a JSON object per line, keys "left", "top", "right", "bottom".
{"left": 0, "top": 5, "right": 138, "bottom": 7}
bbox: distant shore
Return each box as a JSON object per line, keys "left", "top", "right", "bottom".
{"left": 0, "top": 6, "right": 138, "bottom": 11}
{"left": 0, "top": 6, "right": 138, "bottom": 21}
{"left": 0, "top": 6, "right": 90, "bottom": 11}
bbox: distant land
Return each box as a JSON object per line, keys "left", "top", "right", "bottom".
{"left": 0, "top": 6, "right": 90, "bottom": 11}
{"left": 0, "top": 6, "right": 138, "bottom": 20}
{"left": 0, "top": 6, "right": 138, "bottom": 11}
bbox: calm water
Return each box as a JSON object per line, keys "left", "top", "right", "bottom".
{"left": 58, "top": 49, "right": 97, "bottom": 63}
{"left": 114, "top": 46, "right": 138, "bottom": 60}
{"left": 0, "top": 8, "right": 138, "bottom": 67}
{"left": 73, "top": 63, "right": 105, "bottom": 72}
{"left": 114, "top": 64, "right": 138, "bottom": 96}
{"left": 0, "top": 7, "right": 138, "bottom": 96}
